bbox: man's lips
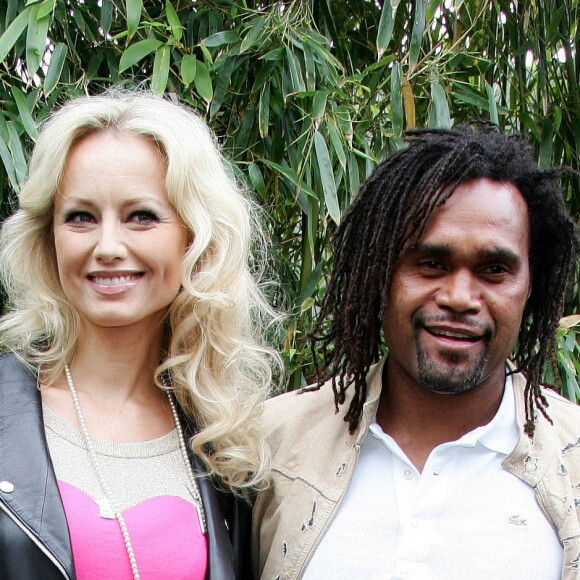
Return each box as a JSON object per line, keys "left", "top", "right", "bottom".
{"left": 423, "top": 325, "right": 483, "bottom": 342}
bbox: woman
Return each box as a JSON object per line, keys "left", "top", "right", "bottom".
{"left": 0, "top": 92, "right": 280, "bottom": 579}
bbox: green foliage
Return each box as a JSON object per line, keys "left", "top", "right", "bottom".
{"left": 0, "top": 0, "right": 578, "bottom": 397}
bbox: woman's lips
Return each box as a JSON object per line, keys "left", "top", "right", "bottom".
{"left": 88, "top": 272, "right": 143, "bottom": 295}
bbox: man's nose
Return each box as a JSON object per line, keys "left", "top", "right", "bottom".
{"left": 435, "top": 269, "right": 482, "bottom": 313}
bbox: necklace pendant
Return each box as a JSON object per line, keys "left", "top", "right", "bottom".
{"left": 96, "top": 496, "right": 116, "bottom": 519}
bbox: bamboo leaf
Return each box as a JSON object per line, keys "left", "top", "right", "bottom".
{"left": 126, "top": 0, "right": 142, "bottom": 40}
{"left": 561, "top": 315, "right": 580, "bottom": 329}
{"left": 554, "top": 108, "right": 562, "bottom": 132}
{"left": 285, "top": 46, "right": 306, "bottom": 93}
{"left": 259, "top": 82, "right": 270, "bottom": 138}
{"left": 241, "top": 16, "right": 265, "bottom": 53}
{"left": 262, "top": 47, "right": 285, "bottom": 61}
{"left": 165, "top": 1, "right": 183, "bottom": 42}
{"left": 181, "top": 54, "right": 196, "bottom": 86}
{"left": 391, "top": 61, "right": 403, "bottom": 137}
{"left": 348, "top": 150, "right": 360, "bottom": 196}
{"left": 485, "top": 81, "right": 499, "bottom": 125}
{"left": 335, "top": 106, "right": 353, "bottom": 147}
{"left": 193, "top": 58, "right": 213, "bottom": 102}
{"left": 260, "top": 159, "right": 316, "bottom": 199}
{"left": 248, "top": 162, "right": 265, "bottom": 196}
{"left": 202, "top": 31, "right": 239, "bottom": 47}
{"left": 0, "top": 3, "right": 31, "bottom": 60}
{"left": 26, "top": 4, "right": 49, "bottom": 75}
{"left": 6, "top": 121, "right": 27, "bottom": 186}
{"left": 377, "top": 1, "right": 396, "bottom": 60}
{"left": 539, "top": 118, "right": 553, "bottom": 170}
{"left": 0, "top": 135, "right": 20, "bottom": 192}
{"left": 565, "top": 330, "right": 577, "bottom": 352}
{"left": 101, "top": 0, "right": 114, "bottom": 36}
{"left": 151, "top": 44, "right": 170, "bottom": 96}
{"left": 11, "top": 86, "right": 38, "bottom": 141}
{"left": 37, "top": 0, "right": 55, "bottom": 19}
{"left": 119, "top": 38, "right": 162, "bottom": 72}
{"left": 210, "top": 55, "right": 236, "bottom": 117}
{"left": 297, "top": 261, "right": 324, "bottom": 304}
{"left": 314, "top": 130, "right": 340, "bottom": 224}
{"left": 409, "top": 0, "right": 426, "bottom": 70}
{"left": 452, "top": 84, "right": 488, "bottom": 108}
{"left": 431, "top": 79, "right": 450, "bottom": 128}
{"left": 402, "top": 82, "right": 416, "bottom": 129}
{"left": 311, "top": 91, "right": 327, "bottom": 120}
{"left": 327, "top": 122, "right": 346, "bottom": 170}
{"left": 44, "top": 42, "right": 67, "bottom": 94}
{"left": 304, "top": 42, "right": 316, "bottom": 92}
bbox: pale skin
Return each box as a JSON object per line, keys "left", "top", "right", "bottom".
{"left": 377, "top": 178, "right": 531, "bottom": 472}
{"left": 41, "top": 130, "right": 188, "bottom": 442}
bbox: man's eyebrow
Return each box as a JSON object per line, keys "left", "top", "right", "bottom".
{"left": 407, "top": 243, "right": 452, "bottom": 258}
{"left": 407, "top": 243, "right": 522, "bottom": 265}
{"left": 477, "top": 247, "right": 522, "bottom": 265}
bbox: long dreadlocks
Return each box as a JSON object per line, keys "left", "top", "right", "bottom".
{"left": 311, "top": 126, "right": 578, "bottom": 437}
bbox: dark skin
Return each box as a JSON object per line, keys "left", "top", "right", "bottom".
{"left": 376, "top": 179, "right": 531, "bottom": 471}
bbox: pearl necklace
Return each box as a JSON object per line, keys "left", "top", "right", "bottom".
{"left": 64, "top": 365, "right": 206, "bottom": 580}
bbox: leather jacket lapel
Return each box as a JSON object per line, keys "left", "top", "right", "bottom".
{"left": 0, "top": 354, "right": 75, "bottom": 579}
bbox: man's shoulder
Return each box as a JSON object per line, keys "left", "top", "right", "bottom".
{"left": 512, "top": 370, "right": 580, "bottom": 438}
{"left": 262, "top": 381, "right": 353, "bottom": 456}
{"left": 540, "top": 383, "right": 580, "bottom": 434}
{"left": 264, "top": 382, "right": 337, "bottom": 418}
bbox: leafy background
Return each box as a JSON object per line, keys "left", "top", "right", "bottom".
{"left": 0, "top": 0, "right": 579, "bottom": 399}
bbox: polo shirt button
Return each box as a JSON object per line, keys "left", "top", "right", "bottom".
{"left": 411, "top": 517, "right": 422, "bottom": 528}
{"left": 0, "top": 481, "right": 15, "bottom": 493}
{"left": 403, "top": 468, "right": 413, "bottom": 479}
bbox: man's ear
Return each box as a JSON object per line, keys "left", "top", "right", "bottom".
{"left": 526, "top": 283, "right": 532, "bottom": 300}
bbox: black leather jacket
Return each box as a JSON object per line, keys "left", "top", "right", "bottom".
{"left": 0, "top": 353, "right": 252, "bottom": 579}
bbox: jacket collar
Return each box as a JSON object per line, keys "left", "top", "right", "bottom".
{"left": 356, "top": 356, "right": 387, "bottom": 445}
{"left": 0, "top": 353, "right": 75, "bottom": 579}
{"left": 361, "top": 355, "right": 555, "bottom": 484}
{"left": 502, "top": 369, "right": 556, "bottom": 485}
{"left": 181, "top": 415, "right": 238, "bottom": 579}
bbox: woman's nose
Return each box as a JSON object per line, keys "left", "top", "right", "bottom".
{"left": 93, "top": 221, "right": 127, "bottom": 263}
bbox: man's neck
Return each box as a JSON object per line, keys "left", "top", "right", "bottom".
{"left": 375, "top": 360, "right": 506, "bottom": 472}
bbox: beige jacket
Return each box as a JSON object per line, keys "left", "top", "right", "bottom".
{"left": 253, "top": 359, "right": 580, "bottom": 580}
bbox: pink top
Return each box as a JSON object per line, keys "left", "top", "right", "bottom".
{"left": 58, "top": 481, "right": 207, "bottom": 579}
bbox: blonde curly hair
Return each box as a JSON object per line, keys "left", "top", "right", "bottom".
{"left": 0, "top": 91, "right": 282, "bottom": 494}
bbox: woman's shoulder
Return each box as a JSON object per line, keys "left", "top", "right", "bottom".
{"left": 0, "top": 352, "right": 36, "bottom": 383}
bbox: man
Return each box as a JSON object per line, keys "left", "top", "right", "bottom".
{"left": 253, "top": 127, "right": 580, "bottom": 579}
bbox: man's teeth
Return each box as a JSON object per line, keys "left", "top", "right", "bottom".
{"left": 93, "top": 275, "right": 136, "bottom": 286}
{"left": 431, "top": 329, "right": 475, "bottom": 339}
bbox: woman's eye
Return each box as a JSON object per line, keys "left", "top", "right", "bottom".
{"left": 129, "top": 210, "right": 159, "bottom": 224}
{"left": 65, "top": 211, "right": 95, "bottom": 224}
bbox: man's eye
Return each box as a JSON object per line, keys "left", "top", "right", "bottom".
{"left": 485, "top": 265, "right": 508, "bottom": 275}
{"left": 420, "top": 260, "right": 443, "bottom": 269}
{"left": 65, "top": 211, "right": 95, "bottom": 224}
{"left": 129, "top": 210, "right": 159, "bottom": 224}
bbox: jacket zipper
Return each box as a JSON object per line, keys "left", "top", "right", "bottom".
{"left": 0, "top": 500, "right": 71, "bottom": 579}
{"left": 295, "top": 443, "right": 361, "bottom": 579}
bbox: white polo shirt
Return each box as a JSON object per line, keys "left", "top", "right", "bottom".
{"left": 303, "top": 375, "right": 563, "bottom": 579}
